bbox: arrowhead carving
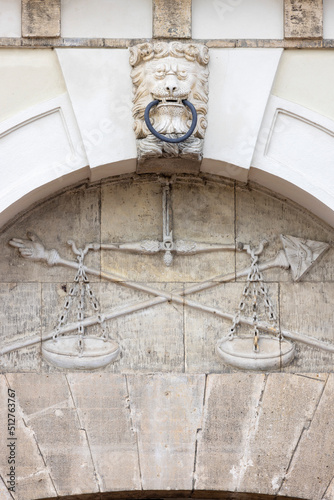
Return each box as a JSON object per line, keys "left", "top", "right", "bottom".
{"left": 280, "top": 235, "right": 330, "bottom": 282}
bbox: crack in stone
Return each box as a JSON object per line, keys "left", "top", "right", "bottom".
{"left": 0, "top": 472, "right": 15, "bottom": 500}
{"left": 277, "top": 374, "right": 329, "bottom": 495}
{"left": 192, "top": 427, "right": 202, "bottom": 491}
{"left": 322, "top": 474, "right": 334, "bottom": 500}
{"left": 3, "top": 375, "right": 58, "bottom": 497}
{"left": 65, "top": 375, "right": 102, "bottom": 493}
{"left": 125, "top": 374, "right": 143, "bottom": 490}
{"left": 16, "top": 469, "right": 48, "bottom": 481}
{"left": 192, "top": 374, "right": 207, "bottom": 491}
{"left": 22, "top": 414, "right": 58, "bottom": 496}
{"left": 202, "top": 373, "right": 208, "bottom": 408}
{"left": 23, "top": 399, "right": 70, "bottom": 422}
{"left": 295, "top": 373, "right": 327, "bottom": 382}
{"left": 234, "top": 373, "right": 268, "bottom": 491}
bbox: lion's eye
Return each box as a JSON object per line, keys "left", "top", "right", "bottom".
{"left": 154, "top": 70, "right": 166, "bottom": 79}
{"left": 177, "top": 71, "right": 188, "bottom": 80}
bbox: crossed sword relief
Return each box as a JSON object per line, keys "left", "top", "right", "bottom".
{"left": 4, "top": 183, "right": 333, "bottom": 364}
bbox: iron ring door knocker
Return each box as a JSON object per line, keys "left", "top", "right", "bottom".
{"left": 144, "top": 99, "right": 197, "bottom": 143}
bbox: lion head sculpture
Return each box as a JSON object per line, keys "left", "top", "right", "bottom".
{"left": 129, "top": 42, "right": 209, "bottom": 163}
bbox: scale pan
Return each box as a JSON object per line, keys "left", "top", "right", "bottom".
{"left": 42, "top": 335, "right": 120, "bottom": 370}
{"left": 216, "top": 334, "right": 295, "bottom": 371}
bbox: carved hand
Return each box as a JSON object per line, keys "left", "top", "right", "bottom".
{"left": 9, "top": 232, "right": 59, "bottom": 266}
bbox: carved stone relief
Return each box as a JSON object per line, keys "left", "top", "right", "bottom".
{"left": 129, "top": 42, "right": 209, "bottom": 166}
{"left": 1, "top": 175, "right": 334, "bottom": 373}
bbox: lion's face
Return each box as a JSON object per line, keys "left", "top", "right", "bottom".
{"left": 145, "top": 57, "right": 198, "bottom": 102}
{"left": 143, "top": 57, "right": 199, "bottom": 135}
{"left": 130, "top": 42, "right": 209, "bottom": 161}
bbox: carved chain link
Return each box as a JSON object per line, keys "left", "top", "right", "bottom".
{"left": 53, "top": 246, "right": 109, "bottom": 351}
{"left": 228, "top": 244, "right": 278, "bottom": 351}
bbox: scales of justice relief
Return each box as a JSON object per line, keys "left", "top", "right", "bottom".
{"left": 6, "top": 180, "right": 332, "bottom": 372}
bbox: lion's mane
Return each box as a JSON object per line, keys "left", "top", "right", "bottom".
{"left": 129, "top": 42, "right": 209, "bottom": 162}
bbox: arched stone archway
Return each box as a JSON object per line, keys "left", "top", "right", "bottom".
{"left": 36, "top": 491, "right": 306, "bottom": 500}
{"left": 0, "top": 174, "right": 334, "bottom": 500}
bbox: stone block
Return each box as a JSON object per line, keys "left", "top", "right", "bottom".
{"left": 1, "top": 184, "right": 101, "bottom": 283}
{"left": 193, "top": 0, "right": 284, "bottom": 39}
{"left": 101, "top": 179, "right": 235, "bottom": 283}
{"left": 202, "top": 49, "right": 283, "bottom": 179}
{"left": 22, "top": 0, "right": 61, "bottom": 38}
{"left": 41, "top": 281, "right": 185, "bottom": 373}
{"left": 153, "top": 0, "right": 192, "bottom": 38}
{"left": 0, "top": 375, "right": 57, "bottom": 499}
{"left": 6, "top": 373, "right": 74, "bottom": 415}
{"left": 61, "top": 0, "right": 152, "bottom": 38}
{"left": 235, "top": 185, "right": 333, "bottom": 283}
{"left": 195, "top": 373, "right": 266, "bottom": 491}
{"left": 237, "top": 374, "right": 325, "bottom": 496}
{"left": 16, "top": 471, "right": 56, "bottom": 500}
{"left": 136, "top": 158, "right": 200, "bottom": 176}
{"left": 281, "top": 374, "right": 334, "bottom": 500}
{"left": 0, "top": 283, "right": 41, "bottom": 371}
{"left": 284, "top": 0, "right": 323, "bottom": 39}
{"left": 323, "top": 476, "right": 334, "bottom": 500}
{"left": 55, "top": 49, "right": 136, "bottom": 176}
{"left": 67, "top": 373, "right": 141, "bottom": 491}
{"left": 280, "top": 283, "right": 334, "bottom": 372}
{"left": 6, "top": 374, "right": 98, "bottom": 497}
{"left": 0, "top": 476, "right": 12, "bottom": 500}
{"left": 127, "top": 374, "right": 205, "bottom": 490}
{"left": 184, "top": 282, "right": 279, "bottom": 374}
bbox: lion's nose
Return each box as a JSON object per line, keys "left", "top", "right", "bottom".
{"left": 165, "top": 76, "right": 179, "bottom": 94}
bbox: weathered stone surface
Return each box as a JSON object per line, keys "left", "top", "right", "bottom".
{"left": 41, "top": 281, "right": 185, "bottom": 373}
{"left": 127, "top": 374, "right": 205, "bottom": 490}
{"left": 6, "top": 374, "right": 98, "bottom": 497}
{"left": 235, "top": 185, "right": 333, "bottom": 283}
{"left": 0, "top": 283, "right": 41, "bottom": 372}
{"left": 185, "top": 282, "right": 279, "bottom": 374}
{"left": 323, "top": 476, "right": 334, "bottom": 500}
{"left": 195, "top": 373, "right": 266, "bottom": 491}
{"left": 0, "top": 375, "right": 57, "bottom": 499}
{"left": 1, "top": 177, "right": 334, "bottom": 374}
{"left": 284, "top": 0, "right": 323, "bottom": 39}
{"left": 3, "top": 37, "right": 334, "bottom": 49}
{"left": 22, "top": 0, "right": 61, "bottom": 38}
{"left": 1, "top": 184, "right": 101, "bottom": 283}
{"left": 1, "top": 373, "right": 334, "bottom": 499}
{"left": 153, "top": 0, "right": 192, "bottom": 38}
{"left": 67, "top": 374, "right": 141, "bottom": 492}
{"left": 6, "top": 373, "right": 73, "bottom": 415}
{"left": 101, "top": 178, "right": 235, "bottom": 283}
{"left": 281, "top": 374, "right": 334, "bottom": 500}
{"left": 16, "top": 471, "right": 57, "bottom": 500}
{"left": 0, "top": 475, "right": 12, "bottom": 500}
{"left": 238, "top": 374, "right": 326, "bottom": 496}
{"left": 136, "top": 158, "right": 200, "bottom": 176}
{"left": 280, "top": 283, "right": 334, "bottom": 373}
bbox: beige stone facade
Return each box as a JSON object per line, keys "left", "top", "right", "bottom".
{"left": 1, "top": 2, "right": 334, "bottom": 500}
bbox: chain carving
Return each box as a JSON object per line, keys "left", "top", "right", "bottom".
{"left": 6, "top": 183, "right": 331, "bottom": 371}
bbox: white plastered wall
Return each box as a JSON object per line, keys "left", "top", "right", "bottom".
{"left": 0, "top": 49, "right": 89, "bottom": 225}
{"left": 61, "top": 0, "right": 152, "bottom": 38}
{"left": 250, "top": 50, "right": 334, "bottom": 226}
{"left": 0, "top": 0, "right": 21, "bottom": 37}
{"left": 1, "top": 47, "right": 334, "bottom": 229}
{"left": 323, "top": 0, "right": 334, "bottom": 39}
{"left": 192, "top": 0, "right": 284, "bottom": 39}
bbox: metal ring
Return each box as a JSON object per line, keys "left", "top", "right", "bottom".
{"left": 144, "top": 99, "right": 197, "bottom": 143}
